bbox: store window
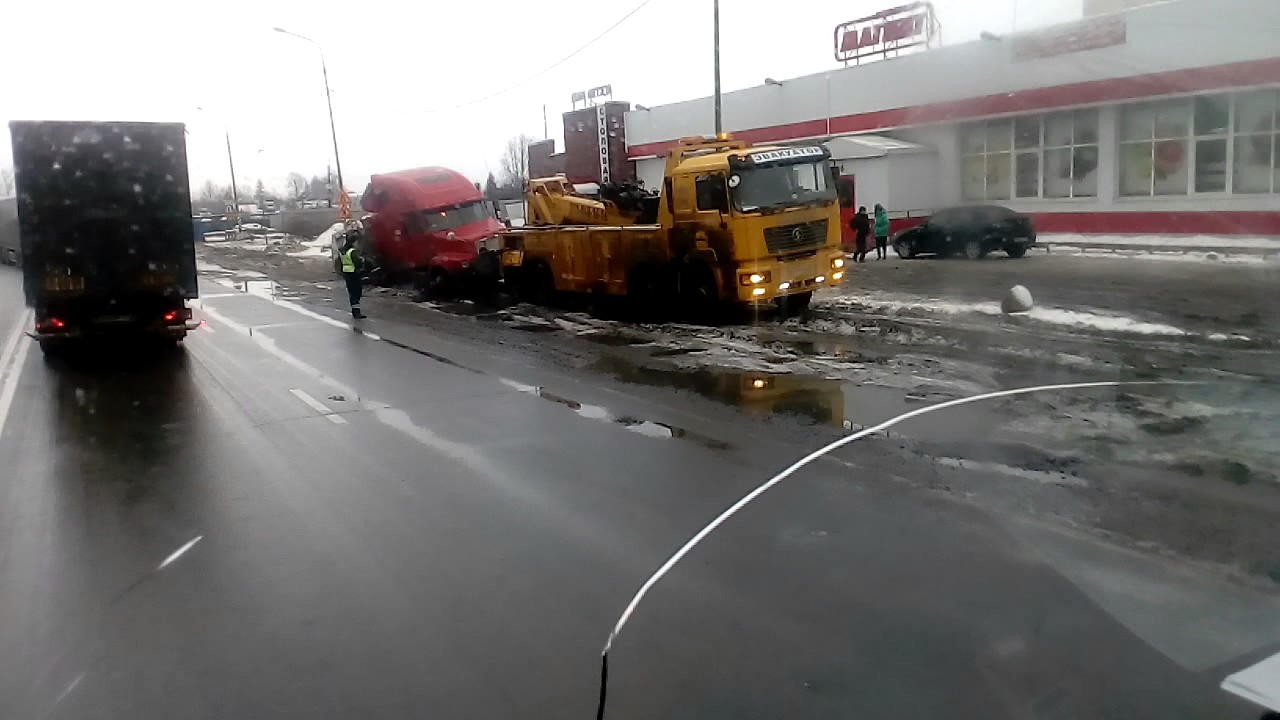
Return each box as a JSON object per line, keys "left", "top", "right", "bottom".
{"left": 1121, "top": 92, "right": 1277, "bottom": 196}
{"left": 962, "top": 110, "right": 1098, "bottom": 201}
{"left": 1233, "top": 90, "right": 1279, "bottom": 194}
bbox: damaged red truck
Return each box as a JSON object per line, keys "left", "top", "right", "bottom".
{"left": 355, "top": 167, "right": 506, "bottom": 295}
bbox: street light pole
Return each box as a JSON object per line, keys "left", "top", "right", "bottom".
{"left": 195, "top": 106, "right": 241, "bottom": 227}
{"left": 713, "top": 0, "right": 722, "bottom": 135}
{"left": 274, "top": 27, "right": 345, "bottom": 198}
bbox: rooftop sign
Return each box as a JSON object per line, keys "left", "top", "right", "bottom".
{"left": 834, "top": 2, "right": 939, "bottom": 64}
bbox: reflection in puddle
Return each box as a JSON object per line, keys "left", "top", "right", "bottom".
{"left": 597, "top": 357, "right": 846, "bottom": 428}
{"left": 498, "top": 379, "right": 731, "bottom": 451}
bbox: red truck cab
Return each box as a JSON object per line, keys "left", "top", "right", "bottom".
{"left": 360, "top": 166, "right": 505, "bottom": 292}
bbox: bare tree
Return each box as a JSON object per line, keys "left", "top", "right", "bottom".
{"left": 286, "top": 172, "right": 308, "bottom": 203}
{"left": 1, "top": 167, "right": 15, "bottom": 197}
{"left": 499, "top": 134, "right": 534, "bottom": 185}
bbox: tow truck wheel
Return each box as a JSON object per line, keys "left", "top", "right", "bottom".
{"left": 518, "top": 262, "right": 556, "bottom": 306}
{"left": 680, "top": 263, "right": 719, "bottom": 320}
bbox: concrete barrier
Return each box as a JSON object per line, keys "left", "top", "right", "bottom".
{"left": 271, "top": 208, "right": 342, "bottom": 239}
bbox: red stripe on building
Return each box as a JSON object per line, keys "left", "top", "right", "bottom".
{"left": 883, "top": 211, "right": 1280, "bottom": 236}
{"left": 1028, "top": 211, "right": 1280, "bottom": 236}
{"left": 627, "top": 56, "right": 1280, "bottom": 159}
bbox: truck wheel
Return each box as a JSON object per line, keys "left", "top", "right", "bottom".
{"left": 774, "top": 291, "right": 812, "bottom": 317}
{"left": 39, "top": 340, "right": 65, "bottom": 361}
{"left": 422, "top": 268, "right": 453, "bottom": 300}
{"left": 627, "top": 265, "right": 670, "bottom": 321}
{"left": 680, "top": 263, "right": 720, "bottom": 321}
{"left": 518, "top": 262, "right": 555, "bottom": 306}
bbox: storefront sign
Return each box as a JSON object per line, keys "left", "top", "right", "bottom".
{"left": 597, "top": 105, "right": 611, "bottom": 184}
{"left": 750, "top": 146, "right": 825, "bottom": 163}
{"left": 834, "top": 2, "right": 937, "bottom": 63}
{"left": 1012, "top": 16, "right": 1126, "bottom": 61}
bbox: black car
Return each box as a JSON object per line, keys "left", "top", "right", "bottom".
{"left": 892, "top": 205, "right": 1037, "bottom": 260}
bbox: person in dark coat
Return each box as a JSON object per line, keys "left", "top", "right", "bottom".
{"left": 851, "top": 206, "right": 871, "bottom": 263}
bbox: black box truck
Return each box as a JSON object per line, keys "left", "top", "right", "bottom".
{"left": 9, "top": 120, "right": 198, "bottom": 354}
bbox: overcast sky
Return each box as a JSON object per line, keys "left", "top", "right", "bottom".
{"left": 1, "top": 0, "right": 1080, "bottom": 195}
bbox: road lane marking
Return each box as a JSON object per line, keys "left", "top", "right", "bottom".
{"left": 594, "top": 378, "right": 1196, "bottom": 719}
{"left": 157, "top": 535, "right": 203, "bottom": 570}
{"left": 1222, "top": 650, "right": 1280, "bottom": 713}
{"left": 289, "top": 388, "right": 348, "bottom": 424}
{"left": 53, "top": 671, "right": 85, "bottom": 705}
{"left": 0, "top": 309, "right": 35, "bottom": 441}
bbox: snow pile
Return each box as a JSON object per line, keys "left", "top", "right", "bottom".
{"left": 1001, "top": 285, "right": 1033, "bottom": 313}
{"left": 290, "top": 222, "right": 344, "bottom": 259}
{"left": 828, "top": 292, "right": 1189, "bottom": 336}
{"left": 1040, "top": 234, "right": 1280, "bottom": 250}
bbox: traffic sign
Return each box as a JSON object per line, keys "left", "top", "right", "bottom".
{"left": 337, "top": 189, "right": 351, "bottom": 220}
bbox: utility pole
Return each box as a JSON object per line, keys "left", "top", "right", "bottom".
{"left": 223, "top": 131, "right": 240, "bottom": 233}
{"left": 274, "top": 27, "right": 345, "bottom": 194}
{"left": 713, "top": 0, "right": 722, "bottom": 135}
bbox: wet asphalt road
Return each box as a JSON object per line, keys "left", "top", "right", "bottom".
{"left": 0, "top": 264, "right": 1270, "bottom": 719}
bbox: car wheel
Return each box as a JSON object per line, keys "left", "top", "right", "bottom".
{"left": 894, "top": 239, "right": 915, "bottom": 259}
{"left": 963, "top": 239, "right": 984, "bottom": 260}
{"left": 1006, "top": 245, "right": 1027, "bottom": 258}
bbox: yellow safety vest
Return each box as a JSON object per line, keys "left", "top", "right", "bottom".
{"left": 340, "top": 248, "right": 356, "bottom": 273}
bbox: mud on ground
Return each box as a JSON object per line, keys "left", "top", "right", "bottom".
{"left": 197, "top": 242, "right": 1280, "bottom": 587}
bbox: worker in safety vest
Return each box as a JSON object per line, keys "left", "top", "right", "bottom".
{"left": 339, "top": 236, "right": 366, "bottom": 319}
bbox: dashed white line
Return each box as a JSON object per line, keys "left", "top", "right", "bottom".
{"left": 0, "top": 309, "right": 35, "bottom": 441}
{"left": 157, "top": 535, "right": 203, "bottom": 570}
{"left": 289, "top": 388, "right": 348, "bottom": 424}
{"left": 53, "top": 671, "right": 85, "bottom": 705}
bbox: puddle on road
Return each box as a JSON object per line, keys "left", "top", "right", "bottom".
{"left": 498, "top": 379, "right": 732, "bottom": 451}
{"left": 596, "top": 355, "right": 1003, "bottom": 441}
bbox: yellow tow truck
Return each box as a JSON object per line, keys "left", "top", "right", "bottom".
{"left": 501, "top": 134, "right": 845, "bottom": 315}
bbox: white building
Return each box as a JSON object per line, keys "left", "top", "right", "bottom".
{"left": 625, "top": 0, "right": 1280, "bottom": 236}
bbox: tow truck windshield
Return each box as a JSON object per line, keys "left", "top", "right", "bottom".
{"left": 731, "top": 160, "right": 835, "bottom": 213}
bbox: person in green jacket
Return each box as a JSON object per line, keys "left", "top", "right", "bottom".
{"left": 873, "top": 203, "right": 890, "bottom": 260}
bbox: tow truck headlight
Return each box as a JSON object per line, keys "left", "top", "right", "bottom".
{"left": 815, "top": 275, "right": 826, "bottom": 283}
{"left": 832, "top": 257, "right": 845, "bottom": 269}
{"left": 751, "top": 287, "right": 766, "bottom": 296}
{"left": 832, "top": 271, "right": 844, "bottom": 280}
{"left": 740, "top": 271, "right": 771, "bottom": 286}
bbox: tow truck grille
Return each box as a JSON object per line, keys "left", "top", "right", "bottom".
{"left": 764, "top": 219, "right": 827, "bottom": 255}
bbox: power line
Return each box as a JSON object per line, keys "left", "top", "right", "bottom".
{"left": 421, "top": 0, "right": 656, "bottom": 113}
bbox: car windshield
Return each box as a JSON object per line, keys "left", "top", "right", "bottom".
{"left": 731, "top": 160, "right": 835, "bottom": 212}
{"left": 413, "top": 200, "right": 491, "bottom": 233}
